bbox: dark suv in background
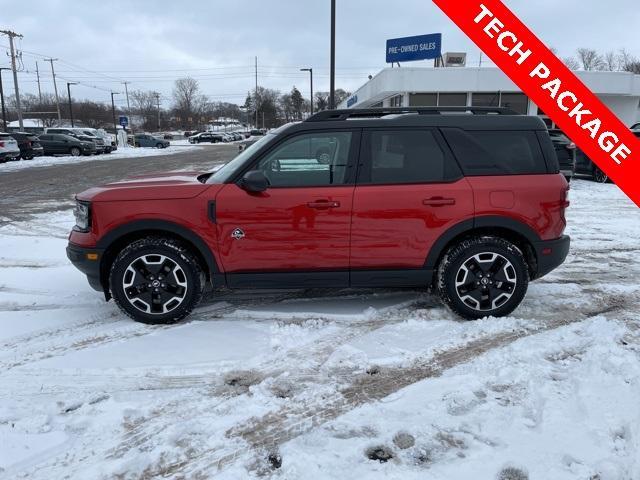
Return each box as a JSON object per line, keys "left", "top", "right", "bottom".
{"left": 8, "top": 132, "right": 44, "bottom": 160}
{"left": 547, "top": 129, "right": 576, "bottom": 181}
{"left": 68, "top": 107, "right": 570, "bottom": 324}
{"left": 39, "top": 134, "right": 96, "bottom": 156}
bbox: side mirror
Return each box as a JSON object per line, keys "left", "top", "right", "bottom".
{"left": 240, "top": 170, "right": 269, "bottom": 193}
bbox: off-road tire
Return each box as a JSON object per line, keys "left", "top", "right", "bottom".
{"left": 109, "top": 237, "right": 204, "bottom": 324}
{"left": 437, "top": 236, "right": 529, "bottom": 320}
{"left": 593, "top": 167, "right": 609, "bottom": 183}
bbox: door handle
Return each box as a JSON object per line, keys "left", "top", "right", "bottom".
{"left": 423, "top": 197, "right": 456, "bottom": 207}
{"left": 307, "top": 200, "right": 340, "bottom": 209}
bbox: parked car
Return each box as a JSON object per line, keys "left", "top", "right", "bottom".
{"left": 38, "top": 133, "right": 96, "bottom": 156}
{"left": 575, "top": 130, "right": 640, "bottom": 183}
{"left": 8, "top": 132, "right": 44, "bottom": 160}
{"left": 133, "top": 134, "right": 170, "bottom": 148}
{"left": 46, "top": 128, "right": 104, "bottom": 154}
{"left": 547, "top": 129, "right": 576, "bottom": 181}
{"left": 78, "top": 128, "right": 113, "bottom": 153}
{"left": 0, "top": 132, "right": 21, "bottom": 162}
{"left": 250, "top": 129, "right": 265, "bottom": 136}
{"left": 188, "top": 132, "right": 225, "bottom": 144}
{"left": 68, "top": 106, "right": 570, "bottom": 325}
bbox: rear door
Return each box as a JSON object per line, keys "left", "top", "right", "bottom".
{"left": 215, "top": 130, "right": 359, "bottom": 279}
{"left": 350, "top": 128, "right": 474, "bottom": 273}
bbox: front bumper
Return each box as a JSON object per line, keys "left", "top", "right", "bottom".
{"left": 67, "top": 242, "right": 105, "bottom": 293}
{"left": 0, "top": 151, "right": 20, "bottom": 161}
{"left": 533, "top": 235, "right": 570, "bottom": 279}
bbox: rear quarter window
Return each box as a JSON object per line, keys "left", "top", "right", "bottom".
{"left": 442, "top": 128, "right": 547, "bottom": 176}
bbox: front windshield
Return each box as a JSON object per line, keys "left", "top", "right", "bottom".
{"left": 206, "top": 133, "right": 275, "bottom": 183}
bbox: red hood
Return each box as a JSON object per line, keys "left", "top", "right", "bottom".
{"left": 77, "top": 171, "right": 212, "bottom": 202}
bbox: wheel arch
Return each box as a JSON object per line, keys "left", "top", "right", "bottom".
{"left": 97, "top": 220, "right": 220, "bottom": 296}
{"left": 425, "top": 216, "right": 541, "bottom": 281}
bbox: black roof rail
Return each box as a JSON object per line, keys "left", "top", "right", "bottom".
{"left": 306, "top": 106, "right": 519, "bottom": 122}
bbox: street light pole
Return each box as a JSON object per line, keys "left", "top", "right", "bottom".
{"left": 111, "top": 92, "right": 119, "bottom": 146}
{"left": 0, "top": 68, "right": 9, "bottom": 131}
{"left": 329, "top": 0, "right": 336, "bottom": 110}
{"left": 67, "top": 82, "right": 77, "bottom": 127}
{"left": 300, "top": 68, "right": 313, "bottom": 115}
{"left": 154, "top": 93, "right": 161, "bottom": 131}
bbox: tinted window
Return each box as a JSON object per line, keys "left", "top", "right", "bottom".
{"left": 359, "top": 130, "right": 460, "bottom": 184}
{"left": 252, "top": 131, "right": 353, "bottom": 187}
{"left": 39, "top": 135, "right": 51, "bottom": 140}
{"left": 443, "top": 129, "right": 546, "bottom": 175}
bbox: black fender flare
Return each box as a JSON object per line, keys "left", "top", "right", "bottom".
{"left": 424, "top": 216, "right": 542, "bottom": 269}
{"left": 96, "top": 219, "right": 220, "bottom": 275}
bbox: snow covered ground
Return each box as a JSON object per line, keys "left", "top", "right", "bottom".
{"left": 0, "top": 145, "right": 201, "bottom": 173}
{"left": 0, "top": 180, "right": 639, "bottom": 479}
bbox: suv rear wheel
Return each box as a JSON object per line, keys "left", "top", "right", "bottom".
{"left": 437, "top": 236, "right": 529, "bottom": 320}
{"left": 109, "top": 237, "right": 204, "bottom": 324}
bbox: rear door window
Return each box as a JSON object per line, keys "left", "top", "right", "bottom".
{"left": 442, "top": 129, "right": 546, "bottom": 175}
{"left": 358, "top": 129, "right": 461, "bottom": 184}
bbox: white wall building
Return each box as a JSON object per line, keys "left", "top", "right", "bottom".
{"left": 339, "top": 67, "right": 640, "bottom": 127}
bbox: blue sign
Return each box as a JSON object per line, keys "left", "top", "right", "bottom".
{"left": 386, "top": 33, "right": 442, "bottom": 63}
{"left": 347, "top": 95, "right": 358, "bottom": 108}
{"left": 118, "top": 115, "right": 129, "bottom": 127}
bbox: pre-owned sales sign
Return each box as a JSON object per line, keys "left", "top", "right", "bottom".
{"left": 386, "top": 33, "right": 442, "bottom": 63}
{"left": 433, "top": 0, "right": 640, "bottom": 208}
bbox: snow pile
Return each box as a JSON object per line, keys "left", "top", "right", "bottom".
{"left": 0, "top": 145, "right": 201, "bottom": 173}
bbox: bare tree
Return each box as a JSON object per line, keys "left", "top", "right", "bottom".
{"left": 130, "top": 90, "right": 161, "bottom": 130}
{"left": 562, "top": 56, "right": 580, "bottom": 70}
{"left": 172, "top": 77, "right": 207, "bottom": 128}
{"left": 576, "top": 48, "right": 605, "bottom": 71}
{"left": 603, "top": 51, "right": 619, "bottom": 71}
{"left": 619, "top": 49, "right": 640, "bottom": 74}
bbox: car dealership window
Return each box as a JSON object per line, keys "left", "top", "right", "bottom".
{"left": 409, "top": 93, "right": 437, "bottom": 107}
{"left": 501, "top": 92, "right": 529, "bottom": 114}
{"left": 437, "top": 92, "right": 468, "bottom": 107}
{"left": 254, "top": 132, "right": 353, "bottom": 187}
{"left": 472, "top": 92, "right": 500, "bottom": 107}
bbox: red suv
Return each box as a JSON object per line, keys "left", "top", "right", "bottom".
{"left": 67, "top": 107, "right": 570, "bottom": 324}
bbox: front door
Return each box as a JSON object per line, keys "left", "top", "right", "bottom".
{"left": 215, "top": 130, "right": 358, "bottom": 282}
{"left": 350, "top": 128, "right": 475, "bottom": 273}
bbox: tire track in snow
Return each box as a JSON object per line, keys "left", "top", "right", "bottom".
{"left": 172, "top": 294, "right": 637, "bottom": 477}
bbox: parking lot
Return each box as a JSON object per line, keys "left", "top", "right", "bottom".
{"left": 1, "top": 148, "right": 639, "bottom": 479}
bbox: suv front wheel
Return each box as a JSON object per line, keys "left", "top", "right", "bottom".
{"left": 437, "top": 236, "right": 529, "bottom": 320}
{"left": 109, "top": 237, "right": 204, "bottom": 324}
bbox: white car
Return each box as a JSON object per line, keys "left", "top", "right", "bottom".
{"left": 0, "top": 132, "right": 21, "bottom": 162}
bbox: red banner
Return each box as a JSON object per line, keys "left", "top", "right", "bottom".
{"left": 432, "top": 0, "right": 640, "bottom": 207}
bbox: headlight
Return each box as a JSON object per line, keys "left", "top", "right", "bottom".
{"left": 74, "top": 200, "right": 91, "bottom": 232}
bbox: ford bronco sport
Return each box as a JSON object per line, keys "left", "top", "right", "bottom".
{"left": 67, "top": 107, "right": 570, "bottom": 324}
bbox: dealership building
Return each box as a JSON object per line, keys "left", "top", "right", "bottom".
{"left": 339, "top": 67, "right": 640, "bottom": 127}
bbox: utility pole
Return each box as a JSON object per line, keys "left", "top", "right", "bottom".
{"left": 46, "top": 58, "right": 62, "bottom": 124}
{"left": 122, "top": 81, "right": 135, "bottom": 136}
{"left": 111, "top": 92, "right": 119, "bottom": 146}
{"left": 66, "top": 82, "right": 77, "bottom": 127}
{"left": 0, "top": 68, "right": 8, "bottom": 131}
{"left": 329, "top": 0, "right": 336, "bottom": 110}
{"left": 35, "top": 61, "right": 42, "bottom": 104}
{"left": 254, "top": 56, "right": 258, "bottom": 128}
{"left": 154, "top": 92, "right": 161, "bottom": 131}
{"left": 300, "top": 68, "right": 313, "bottom": 115}
{"left": 1, "top": 29, "right": 24, "bottom": 131}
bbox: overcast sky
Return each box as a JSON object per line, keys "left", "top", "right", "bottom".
{"left": 2, "top": 0, "right": 639, "bottom": 108}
